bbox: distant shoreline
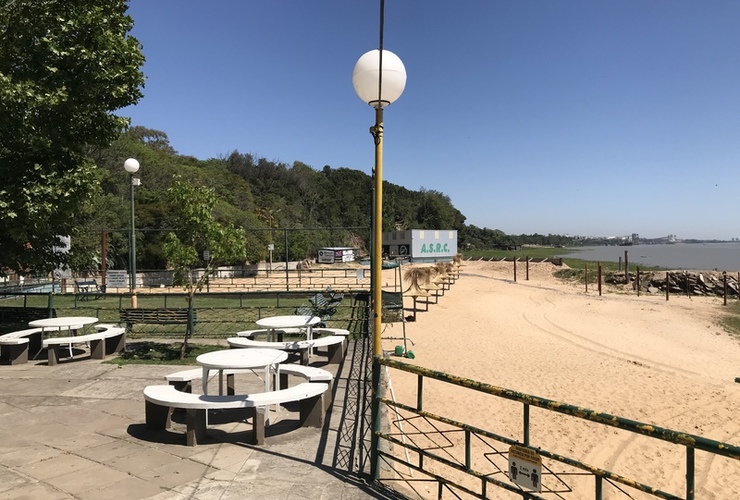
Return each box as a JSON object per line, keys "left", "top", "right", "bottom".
{"left": 559, "top": 242, "right": 740, "bottom": 271}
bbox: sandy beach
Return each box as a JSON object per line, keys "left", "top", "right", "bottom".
{"left": 381, "top": 260, "right": 740, "bottom": 499}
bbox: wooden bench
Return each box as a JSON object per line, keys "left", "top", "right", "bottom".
{"left": 42, "top": 325, "right": 126, "bottom": 366}
{"left": 74, "top": 279, "right": 102, "bottom": 299}
{"left": 294, "top": 304, "right": 313, "bottom": 317}
{"left": 0, "top": 307, "right": 56, "bottom": 327}
{"left": 227, "top": 335, "right": 345, "bottom": 365}
{"left": 143, "top": 382, "right": 328, "bottom": 446}
{"left": 0, "top": 328, "right": 43, "bottom": 365}
{"left": 119, "top": 308, "right": 195, "bottom": 332}
{"left": 310, "top": 293, "right": 337, "bottom": 318}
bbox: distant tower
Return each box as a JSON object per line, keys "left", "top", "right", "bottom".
{"left": 631, "top": 233, "right": 640, "bottom": 245}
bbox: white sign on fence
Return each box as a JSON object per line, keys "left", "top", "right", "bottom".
{"left": 107, "top": 270, "right": 128, "bottom": 289}
{"left": 508, "top": 445, "right": 542, "bottom": 492}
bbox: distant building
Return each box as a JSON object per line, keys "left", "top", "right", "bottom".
{"left": 383, "top": 229, "right": 458, "bottom": 262}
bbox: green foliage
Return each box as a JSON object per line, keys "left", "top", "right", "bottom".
{"left": 718, "top": 302, "right": 740, "bottom": 339}
{"left": 107, "top": 341, "right": 223, "bottom": 365}
{"left": 0, "top": 0, "right": 145, "bottom": 275}
{"left": 162, "top": 177, "right": 247, "bottom": 358}
{"left": 163, "top": 178, "right": 247, "bottom": 291}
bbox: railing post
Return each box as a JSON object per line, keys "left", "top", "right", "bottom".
{"left": 47, "top": 292, "right": 54, "bottom": 317}
{"left": 686, "top": 447, "right": 695, "bottom": 500}
{"left": 465, "top": 430, "right": 471, "bottom": 470}
{"left": 371, "top": 357, "right": 381, "bottom": 480}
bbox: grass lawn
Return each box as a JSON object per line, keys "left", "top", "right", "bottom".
{"left": 106, "top": 341, "right": 225, "bottom": 365}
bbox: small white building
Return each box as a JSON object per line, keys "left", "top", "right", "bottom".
{"left": 382, "top": 229, "right": 458, "bottom": 262}
{"left": 317, "top": 247, "right": 356, "bottom": 264}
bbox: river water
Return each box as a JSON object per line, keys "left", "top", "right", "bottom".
{"left": 559, "top": 243, "right": 740, "bottom": 271}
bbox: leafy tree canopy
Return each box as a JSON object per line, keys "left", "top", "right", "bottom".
{"left": 0, "top": 0, "right": 144, "bottom": 275}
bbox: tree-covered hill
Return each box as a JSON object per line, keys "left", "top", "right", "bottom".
{"left": 75, "top": 126, "right": 470, "bottom": 272}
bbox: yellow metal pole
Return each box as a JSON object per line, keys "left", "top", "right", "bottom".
{"left": 372, "top": 107, "right": 384, "bottom": 356}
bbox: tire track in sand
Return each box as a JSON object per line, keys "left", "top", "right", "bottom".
{"left": 525, "top": 292, "right": 740, "bottom": 496}
{"left": 523, "top": 294, "right": 698, "bottom": 377}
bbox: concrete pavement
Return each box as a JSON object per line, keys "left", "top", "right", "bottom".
{"left": 0, "top": 340, "right": 403, "bottom": 499}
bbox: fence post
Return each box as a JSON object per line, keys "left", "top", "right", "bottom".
{"left": 624, "top": 250, "right": 629, "bottom": 284}
{"left": 666, "top": 272, "right": 670, "bottom": 301}
{"left": 370, "top": 359, "right": 381, "bottom": 479}
{"left": 284, "top": 228, "right": 290, "bottom": 291}
{"left": 47, "top": 292, "right": 54, "bottom": 318}
{"left": 513, "top": 258, "right": 517, "bottom": 283}
{"left": 723, "top": 271, "right": 728, "bottom": 306}
{"left": 636, "top": 267, "right": 640, "bottom": 297}
{"left": 685, "top": 271, "right": 690, "bottom": 298}
{"left": 585, "top": 264, "right": 588, "bottom": 293}
{"left": 598, "top": 262, "right": 602, "bottom": 296}
{"left": 526, "top": 256, "right": 529, "bottom": 281}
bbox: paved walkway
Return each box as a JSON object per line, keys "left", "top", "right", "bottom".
{"left": 0, "top": 340, "right": 402, "bottom": 499}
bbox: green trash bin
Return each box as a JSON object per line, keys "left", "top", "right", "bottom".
{"left": 394, "top": 345, "right": 404, "bottom": 356}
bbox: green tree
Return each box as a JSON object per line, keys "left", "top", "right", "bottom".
{"left": 0, "top": 0, "right": 145, "bottom": 275}
{"left": 162, "top": 178, "right": 247, "bottom": 358}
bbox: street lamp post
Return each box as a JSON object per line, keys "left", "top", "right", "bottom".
{"left": 123, "top": 158, "right": 140, "bottom": 292}
{"left": 352, "top": 49, "right": 407, "bottom": 356}
{"left": 353, "top": 46, "right": 406, "bottom": 483}
{"left": 268, "top": 208, "right": 281, "bottom": 275}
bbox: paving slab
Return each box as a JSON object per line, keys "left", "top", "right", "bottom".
{"left": 0, "top": 341, "right": 402, "bottom": 499}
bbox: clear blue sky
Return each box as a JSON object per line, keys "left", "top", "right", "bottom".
{"left": 122, "top": 1, "right": 740, "bottom": 241}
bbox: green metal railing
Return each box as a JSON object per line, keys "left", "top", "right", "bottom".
{"left": 373, "top": 357, "right": 740, "bottom": 499}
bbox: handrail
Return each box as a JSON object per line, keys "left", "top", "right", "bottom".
{"left": 374, "top": 356, "right": 740, "bottom": 499}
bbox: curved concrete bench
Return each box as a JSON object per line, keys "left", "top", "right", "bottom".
{"left": 166, "top": 367, "right": 252, "bottom": 394}
{"left": 312, "top": 328, "right": 349, "bottom": 337}
{"left": 227, "top": 335, "right": 345, "bottom": 365}
{"left": 0, "top": 328, "right": 42, "bottom": 365}
{"left": 236, "top": 329, "right": 277, "bottom": 338}
{"left": 279, "top": 364, "right": 334, "bottom": 411}
{"left": 236, "top": 328, "right": 305, "bottom": 341}
{"left": 143, "top": 382, "right": 328, "bottom": 446}
{"left": 42, "top": 325, "right": 125, "bottom": 366}
{"left": 166, "top": 364, "right": 333, "bottom": 395}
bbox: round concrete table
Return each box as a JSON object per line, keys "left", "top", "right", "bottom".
{"left": 196, "top": 348, "right": 288, "bottom": 395}
{"left": 28, "top": 316, "right": 99, "bottom": 358}
{"left": 255, "top": 315, "right": 321, "bottom": 341}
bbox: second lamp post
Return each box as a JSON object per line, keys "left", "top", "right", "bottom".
{"left": 124, "top": 158, "right": 141, "bottom": 292}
